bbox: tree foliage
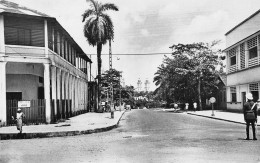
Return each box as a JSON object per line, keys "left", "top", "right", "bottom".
{"left": 154, "top": 41, "right": 224, "bottom": 110}
{"left": 100, "top": 69, "right": 135, "bottom": 105}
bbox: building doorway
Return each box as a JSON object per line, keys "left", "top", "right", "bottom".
{"left": 251, "top": 91, "right": 259, "bottom": 102}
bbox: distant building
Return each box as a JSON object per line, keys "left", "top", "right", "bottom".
{"left": 144, "top": 79, "right": 150, "bottom": 92}
{"left": 224, "top": 9, "right": 260, "bottom": 112}
{"left": 137, "top": 78, "right": 142, "bottom": 92}
{"left": 136, "top": 78, "right": 150, "bottom": 92}
{"left": 121, "top": 78, "right": 125, "bottom": 87}
{"left": 0, "top": 1, "right": 92, "bottom": 125}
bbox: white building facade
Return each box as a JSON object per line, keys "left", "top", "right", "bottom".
{"left": 224, "top": 9, "right": 260, "bottom": 112}
{"left": 0, "top": 1, "right": 91, "bottom": 125}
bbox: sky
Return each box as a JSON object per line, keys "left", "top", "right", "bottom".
{"left": 7, "top": 0, "right": 260, "bottom": 91}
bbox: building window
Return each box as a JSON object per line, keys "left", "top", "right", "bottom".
{"left": 229, "top": 47, "right": 236, "bottom": 67}
{"left": 230, "top": 56, "right": 236, "bottom": 66}
{"left": 249, "top": 83, "right": 259, "bottom": 102}
{"left": 249, "top": 46, "right": 258, "bottom": 59}
{"left": 230, "top": 87, "right": 236, "bottom": 102}
{"left": 5, "top": 27, "right": 31, "bottom": 46}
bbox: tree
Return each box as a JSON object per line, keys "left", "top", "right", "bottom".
{"left": 82, "top": 0, "right": 118, "bottom": 111}
{"left": 100, "top": 68, "right": 121, "bottom": 101}
{"left": 154, "top": 41, "right": 224, "bottom": 110}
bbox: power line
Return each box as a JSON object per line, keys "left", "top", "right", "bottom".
{"left": 0, "top": 52, "right": 173, "bottom": 56}
{"left": 88, "top": 52, "right": 172, "bottom": 56}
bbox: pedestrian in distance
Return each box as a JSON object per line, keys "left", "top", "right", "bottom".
{"left": 243, "top": 93, "right": 257, "bottom": 140}
{"left": 185, "top": 103, "right": 189, "bottom": 112}
{"left": 193, "top": 102, "right": 197, "bottom": 112}
{"left": 12, "top": 108, "right": 25, "bottom": 134}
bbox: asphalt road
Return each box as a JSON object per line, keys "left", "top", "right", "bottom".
{"left": 1, "top": 109, "right": 260, "bottom": 163}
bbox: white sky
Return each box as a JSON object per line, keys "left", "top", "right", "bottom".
{"left": 8, "top": 0, "right": 260, "bottom": 91}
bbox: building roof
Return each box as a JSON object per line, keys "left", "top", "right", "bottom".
{"left": 0, "top": 0, "right": 50, "bottom": 17}
{"left": 0, "top": 0, "right": 92, "bottom": 63}
{"left": 225, "top": 9, "right": 260, "bottom": 36}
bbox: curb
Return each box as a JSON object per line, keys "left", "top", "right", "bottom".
{"left": 0, "top": 111, "right": 126, "bottom": 140}
{"left": 187, "top": 112, "right": 260, "bottom": 126}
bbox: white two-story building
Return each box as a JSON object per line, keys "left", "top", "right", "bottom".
{"left": 0, "top": 1, "right": 92, "bottom": 125}
{"left": 224, "top": 9, "right": 260, "bottom": 112}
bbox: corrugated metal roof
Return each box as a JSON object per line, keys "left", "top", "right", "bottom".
{"left": 0, "top": 0, "right": 50, "bottom": 17}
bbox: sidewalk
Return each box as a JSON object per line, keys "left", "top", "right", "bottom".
{"left": 0, "top": 110, "right": 126, "bottom": 140}
{"left": 186, "top": 110, "right": 259, "bottom": 126}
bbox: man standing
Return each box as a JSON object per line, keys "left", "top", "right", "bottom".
{"left": 243, "top": 93, "right": 258, "bottom": 140}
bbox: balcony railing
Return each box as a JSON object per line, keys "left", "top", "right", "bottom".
{"left": 228, "top": 64, "right": 237, "bottom": 73}
{"left": 248, "top": 57, "right": 259, "bottom": 67}
{"left": 5, "top": 45, "right": 45, "bottom": 57}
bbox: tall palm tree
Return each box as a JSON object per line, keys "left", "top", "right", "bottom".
{"left": 82, "top": 0, "right": 118, "bottom": 111}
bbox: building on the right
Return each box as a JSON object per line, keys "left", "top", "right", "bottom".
{"left": 224, "top": 9, "right": 260, "bottom": 112}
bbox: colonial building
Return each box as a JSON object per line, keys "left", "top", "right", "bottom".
{"left": 0, "top": 1, "right": 92, "bottom": 125}
{"left": 224, "top": 9, "right": 260, "bottom": 112}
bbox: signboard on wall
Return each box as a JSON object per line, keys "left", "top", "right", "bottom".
{"left": 18, "top": 101, "right": 31, "bottom": 108}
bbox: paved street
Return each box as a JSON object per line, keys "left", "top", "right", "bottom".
{"left": 1, "top": 109, "right": 260, "bottom": 163}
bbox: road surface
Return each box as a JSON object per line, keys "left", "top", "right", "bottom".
{"left": 1, "top": 109, "right": 259, "bottom": 163}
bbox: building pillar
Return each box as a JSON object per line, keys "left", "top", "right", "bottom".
{"left": 78, "top": 79, "right": 81, "bottom": 111}
{"left": 0, "top": 62, "right": 6, "bottom": 125}
{"left": 44, "top": 20, "right": 48, "bottom": 57}
{"left": 74, "top": 78, "right": 78, "bottom": 113}
{"left": 44, "top": 63, "right": 51, "bottom": 124}
{"left": 68, "top": 74, "right": 73, "bottom": 116}
{"left": 245, "top": 42, "right": 248, "bottom": 68}
{"left": 84, "top": 80, "right": 88, "bottom": 110}
{"left": 0, "top": 15, "right": 5, "bottom": 56}
{"left": 65, "top": 72, "right": 69, "bottom": 117}
{"left": 56, "top": 68, "right": 61, "bottom": 118}
{"left": 57, "top": 32, "right": 61, "bottom": 55}
{"left": 71, "top": 76, "right": 75, "bottom": 115}
{"left": 86, "top": 82, "right": 88, "bottom": 111}
{"left": 51, "top": 66, "right": 57, "bottom": 121}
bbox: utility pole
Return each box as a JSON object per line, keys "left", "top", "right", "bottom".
{"left": 119, "top": 72, "right": 122, "bottom": 111}
{"left": 109, "top": 39, "right": 114, "bottom": 117}
{"left": 109, "top": 40, "right": 113, "bottom": 104}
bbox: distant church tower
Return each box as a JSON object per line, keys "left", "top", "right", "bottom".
{"left": 121, "top": 78, "right": 125, "bottom": 87}
{"left": 144, "top": 79, "right": 150, "bottom": 92}
{"left": 137, "top": 78, "right": 142, "bottom": 92}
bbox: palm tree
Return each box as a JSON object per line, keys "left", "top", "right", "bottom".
{"left": 82, "top": 0, "right": 118, "bottom": 111}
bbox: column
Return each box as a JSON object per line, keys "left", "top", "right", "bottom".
{"left": 44, "top": 20, "right": 48, "bottom": 57}
{"left": 0, "top": 62, "right": 6, "bottom": 125}
{"left": 86, "top": 82, "right": 88, "bottom": 111}
{"left": 245, "top": 42, "right": 248, "bottom": 68}
{"left": 51, "top": 66, "right": 57, "bottom": 121}
{"left": 75, "top": 78, "right": 79, "bottom": 113}
{"left": 61, "top": 70, "right": 65, "bottom": 118}
{"left": 56, "top": 68, "right": 61, "bottom": 118}
{"left": 57, "top": 32, "right": 61, "bottom": 55}
{"left": 65, "top": 72, "right": 69, "bottom": 117}
{"left": 52, "top": 28, "right": 55, "bottom": 51}
{"left": 44, "top": 63, "right": 51, "bottom": 124}
{"left": 69, "top": 74, "right": 73, "bottom": 116}
{"left": 70, "top": 75, "right": 74, "bottom": 115}
{"left": 0, "top": 15, "right": 5, "bottom": 56}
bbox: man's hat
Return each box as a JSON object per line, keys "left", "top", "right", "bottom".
{"left": 246, "top": 93, "right": 253, "bottom": 100}
{"left": 17, "top": 108, "right": 21, "bottom": 111}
